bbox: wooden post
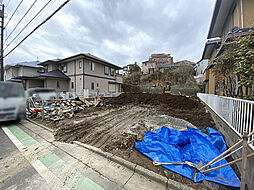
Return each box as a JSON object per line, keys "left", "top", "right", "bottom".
{"left": 240, "top": 132, "right": 248, "bottom": 190}
{"left": 199, "top": 139, "right": 243, "bottom": 171}
{"left": 41, "top": 100, "right": 44, "bottom": 121}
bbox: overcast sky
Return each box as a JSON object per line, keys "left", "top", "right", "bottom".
{"left": 3, "top": 0, "right": 215, "bottom": 66}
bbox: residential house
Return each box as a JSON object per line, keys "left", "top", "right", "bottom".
{"left": 194, "top": 59, "right": 209, "bottom": 83}
{"left": 39, "top": 53, "right": 123, "bottom": 96}
{"left": 202, "top": 0, "right": 254, "bottom": 95}
{"left": 5, "top": 61, "right": 70, "bottom": 92}
{"left": 157, "top": 60, "right": 195, "bottom": 73}
{"left": 123, "top": 63, "right": 141, "bottom": 76}
{"left": 5, "top": 61, "right": 43, "bottom": 81}
{"left": 174, "top": 60, "right": 195, "bottom": 67}
{"left": 142, "top": 53, "right": 173, "bottom": 74}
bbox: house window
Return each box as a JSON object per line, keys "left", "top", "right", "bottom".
{"left": 79, "top": 61, "right": 82, "bottom": 69}
{"left": 110, "top": 68, "right": 115, "bottom": 76}
{"left": 97, "top": 83, "right": 99, "bottom": 87}
{"left": 105, "top": 66, "right": 109, "bottom": 75}
{"left": 71, "top": 82, "right": 74, "bottom": 89}
{"left": 62, "top": 64, "right": 67, "bottom": 73}
{"left": 57, "top": 81, "right": 60, "bottom": 88}
{"left": 91, "top": 62, "right": 95, "bottom": 71}
{"left": 91, "top": 82, "right": 94, "bottom": 90}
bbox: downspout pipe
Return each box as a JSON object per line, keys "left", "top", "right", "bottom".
{"left": 240, "top": 0, "right": 244, "bottom": 28}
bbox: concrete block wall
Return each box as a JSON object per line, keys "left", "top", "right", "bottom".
{"left": 206, "top": 106, "right": 254, "bottom": 189}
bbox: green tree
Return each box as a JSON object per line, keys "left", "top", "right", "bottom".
{"left": 213, "top": 33, "right": 254, "bottom": 99}
{"left": 234, "top": 33, "right": 254, "bottom": 96}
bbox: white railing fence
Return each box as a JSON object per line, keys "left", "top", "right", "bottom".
{"left": 197, "top": 93, "right": 254, "bottom": 150}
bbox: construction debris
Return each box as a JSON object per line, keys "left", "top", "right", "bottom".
{"left": 27, "top": 97, "right": 95, "bottom": 121}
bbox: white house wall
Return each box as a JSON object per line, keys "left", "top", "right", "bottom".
{"left": 5, "top": 67, "right": 18, "bottom": 80}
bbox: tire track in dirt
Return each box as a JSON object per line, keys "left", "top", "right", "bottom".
{"left": 55, "top": 106, "right": 131, "bottom": 143}
{"left": 91, "top": 109, "right": 147, "bottom": 148}
{"left": 78, "top": 106, "right": 145, "bottom": 145}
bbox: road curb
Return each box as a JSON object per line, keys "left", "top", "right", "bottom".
{"left": 27, "top": 121, "right": 194, "bottom": 190}
{"left": 74, "top": 141, "right": 136, "bottom": 171}
{"left": 73, "top": 141, "right": 194, "bottom": 190}
{"left": 26, "top": 119, "right": 54, "bottom": 133}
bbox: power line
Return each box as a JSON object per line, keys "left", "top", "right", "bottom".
{"left": 5, "top": 0, "right": 52, "bottom": 50}
{"left": 28, "top": 0, "right": 57, "bottom": 27}
{"left": 4, "top": 0, "right": 24, "bottom": 28}
{"left": 5, "top": 0, "right": 37, "bottom": 43}
{"left": 4, "top": 0, "right": 71, "bottom": 58}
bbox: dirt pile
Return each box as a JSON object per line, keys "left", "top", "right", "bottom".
{"left": 109, "top": 93, "right": 200, "bottom": 109}
{"left": 108, "top": 93, "right": 214, "bottom": 131}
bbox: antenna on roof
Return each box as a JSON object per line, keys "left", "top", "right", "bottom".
{"left": 34, "top": 50, "right": 39, "bottom": 61}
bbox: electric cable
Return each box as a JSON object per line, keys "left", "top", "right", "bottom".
{"left": 4, "top": 0, "right": 71, "bottom": 58}
{"left": 4, "top": 0, "right": 24, "bottom": 29}
{"left": 5, "top": 0, "right": 52, "bottom": 50}
{"left": 5, "top": 0, "right": 37, "bottom": 43}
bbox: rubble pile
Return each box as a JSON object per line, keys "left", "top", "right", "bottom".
{"left": 28, "top": 98, "right": 94, "bottom": 121}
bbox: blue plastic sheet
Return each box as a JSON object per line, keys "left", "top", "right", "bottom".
{"left": 135, "top": 127, "right": 240, "bottom": 187}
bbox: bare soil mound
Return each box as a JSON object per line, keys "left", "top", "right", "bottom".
{"left": 108, "top": 93, "right": 215, "bottom": 131}
{"left": 109, "top": 93, "right": 199, "bottom": 109}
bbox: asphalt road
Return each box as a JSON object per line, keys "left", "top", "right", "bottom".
{"left": 0, "top": 121, "right": 51, "bottom": 190}
{"left": 0, "top": 120, "right": 193, "bottom": 190}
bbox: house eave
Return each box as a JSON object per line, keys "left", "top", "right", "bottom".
{"left": 201, "top": 39, "right": 221, "bottom": 60}
{"left": 207, "top": 0, "right": 236, "bottom": 39}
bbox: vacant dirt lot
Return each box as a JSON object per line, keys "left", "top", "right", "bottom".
{"left": 34, "top": 93, "right": 217, "bottom": 189}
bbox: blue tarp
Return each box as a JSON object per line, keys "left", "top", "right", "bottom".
{"left": 135, "top": 127, "right": 240, "bottom": 187}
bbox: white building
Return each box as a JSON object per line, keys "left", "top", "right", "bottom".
{"left": 194, "top": 59, "right": 209, "bottom": 83}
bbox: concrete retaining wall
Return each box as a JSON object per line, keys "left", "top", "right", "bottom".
{"left": 206, "top": 106, "right": 254, "bottom": 189}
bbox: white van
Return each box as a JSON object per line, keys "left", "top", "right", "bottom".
{"left": 0, "top": 82, "right": 26, "bottom": 122}
{"left": 25, "top": 88, "right": 56, "bottom": 101}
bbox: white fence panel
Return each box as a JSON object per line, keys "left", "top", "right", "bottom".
{"left": 197, "top": 93, "right": 254, "bottom": 150}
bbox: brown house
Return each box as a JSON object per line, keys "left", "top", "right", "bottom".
{"left": 142, "top": 53, "right": 173, "bottom": 74}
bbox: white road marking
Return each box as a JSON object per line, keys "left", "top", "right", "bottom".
{"left": 32, "top": 160, "right": 69, "bottom": 190}
{"left": 2, "top": 126, "right": 26, "bottom": 151}
{"left": 2, "top": 126, "right": 70, "bottom": 190}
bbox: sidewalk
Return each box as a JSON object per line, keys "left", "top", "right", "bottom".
{"left": 2, "top": 120, "right": 194, "bottom": 190}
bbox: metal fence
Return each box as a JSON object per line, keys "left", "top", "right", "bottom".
{"left": 197, "top": 93, "right": 254, "bottom": 150}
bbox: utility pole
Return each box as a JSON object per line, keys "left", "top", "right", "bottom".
{"left": 0, "top": 4, "right": 4, "bottom": 81}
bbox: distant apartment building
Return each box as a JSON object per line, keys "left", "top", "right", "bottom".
{"left": 142, "top": 53, "right": 173, "bottom": 74}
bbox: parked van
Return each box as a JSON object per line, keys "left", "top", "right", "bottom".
{"left": 25, "top": 88, "right": 56, "bottom": 101}
{"left": 0, "top": 82, "right": 26, "bottom": 122}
